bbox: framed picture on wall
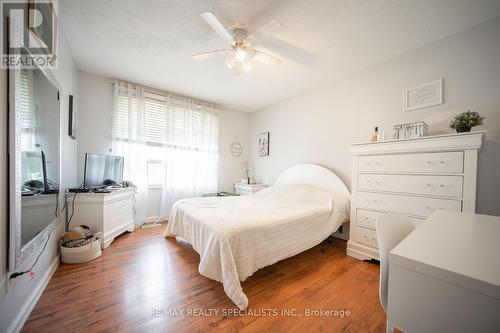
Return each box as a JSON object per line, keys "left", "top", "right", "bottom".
{"left": 404, "top": 79, "right": 443, "bottom": 111}
{"left": 68, "top": 94, "right": 76, "bottom": 139}
{"left": 258, "top": 132, "right": 269, "bottom": 157}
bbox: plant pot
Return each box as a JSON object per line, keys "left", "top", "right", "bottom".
{"left": 456, "top": 127, "right": 471, "bottom": 133}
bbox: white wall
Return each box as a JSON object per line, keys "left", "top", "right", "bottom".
{"left": 218, "top": 108, "right": 250, "bottom": 192}
{"left": 77, "top": 71, "right": 250, "bottom": 221}
{"left": 249, "top": 17, "right": 500, "bottom": 216}
{"left": 76, "top": 72, "right": 114, "bottom": 183}
{"left": 0, "top": 32, "right": 79, "bottom": 333}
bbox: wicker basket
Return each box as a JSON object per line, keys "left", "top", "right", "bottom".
{"left": 60, "top": 233, "right": 102, "bottom": 264}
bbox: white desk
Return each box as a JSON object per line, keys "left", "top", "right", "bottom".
{"left": 388, "top": 210, "right": 500, "bottom": 333}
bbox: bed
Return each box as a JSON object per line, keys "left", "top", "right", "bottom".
{"left": 164, "top": 164, "right": 351, "bottom": 309}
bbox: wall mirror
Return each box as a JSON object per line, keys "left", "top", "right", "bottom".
{"left": 9, "top": 64, "right": 61, "bottom": 271}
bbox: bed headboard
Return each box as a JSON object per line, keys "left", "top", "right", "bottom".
{"left": 274, "top": 164, "right": 350, "bottom": 197}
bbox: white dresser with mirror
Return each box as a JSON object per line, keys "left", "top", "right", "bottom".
{"left": 347, "top": 131, "right": 484, "bottom": 261}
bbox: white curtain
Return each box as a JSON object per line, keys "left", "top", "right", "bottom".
{"left": 112, "top": 81, "right": 220, "bottom": 224}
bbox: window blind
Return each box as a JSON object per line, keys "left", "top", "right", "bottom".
{"left": 19, "top": 69, "right": 37, "bottom": 151}
{"left": 112, "top": 83, "right": 220, "bottom": 153}
{"left": 19, "top": 69, "right": 36, "bottom": 131}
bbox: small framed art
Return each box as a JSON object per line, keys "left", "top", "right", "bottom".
{"left": 68, "top": 94, "right": 76, "bottom": 139}
{"left": 258, "top": 132, "right": 269, "bottom": 157}
{"left": 404, "top": 79, "right": 443, "bottom": 111}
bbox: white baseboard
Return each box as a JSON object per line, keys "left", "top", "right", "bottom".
{"left": 143, "top": 216, "right": 160, "bottom": 224}
{"left": 7, "top": 256, "right": 59, "bottom": 333}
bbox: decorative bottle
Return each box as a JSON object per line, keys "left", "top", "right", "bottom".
{"left": 371, "top": 127, "right": 379, "bottom": 142}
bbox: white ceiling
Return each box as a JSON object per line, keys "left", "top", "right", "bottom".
{"left": 60, "top": 0, "right": 500, "bottom": 112}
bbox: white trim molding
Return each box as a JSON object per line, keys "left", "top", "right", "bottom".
{"left": 351, "top": 131, "right": 485, "bottom": 155}
{"left": 7, "top": 256, "right": 59, "bottom": 333}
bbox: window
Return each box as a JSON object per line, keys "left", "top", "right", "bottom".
{"left": 147, "top": 160, "right": 164, "bottom": 187}
{"left": 111, "top": 81, "right": 220, "bottom": 202}
{"left": 19, "top": 69, "right": 37, "bottom": 151}
{"left": 112, "top": 86, "right": 220, "bottom": 151}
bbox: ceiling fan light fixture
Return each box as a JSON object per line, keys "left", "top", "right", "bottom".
{"left": 235, "top": 48, "right": 247, "bottom": 62}
{"left": 195, "top": 12, "right": 283, "bottom": 73}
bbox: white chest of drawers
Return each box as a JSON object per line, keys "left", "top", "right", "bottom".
{"left": 347, "top": 131, "right": 484, "bottom": 261}
{"left": 66, "top": 188, "right": 135, "bottom": 249}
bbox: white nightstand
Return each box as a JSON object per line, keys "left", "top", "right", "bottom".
{"left": 234, "top": 183, "right": 268, "bottom": 195}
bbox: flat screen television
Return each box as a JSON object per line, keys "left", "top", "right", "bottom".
{"left": 21, "top": 150, "right": 47, "bottom": 194}
{"left": 84, "top": 153, "right": 124, "bottom": 189}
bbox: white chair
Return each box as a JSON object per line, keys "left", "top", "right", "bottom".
{"left": 376, "top": 214, "right": 416, "bottom": 333}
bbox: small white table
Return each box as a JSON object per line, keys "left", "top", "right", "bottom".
{"left": 388, "top": 210, "right": 500, "bottom": 333}
{"left": 234, "top": 183, "right": 268, "bottom": 195}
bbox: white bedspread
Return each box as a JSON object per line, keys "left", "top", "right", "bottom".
{"left": 164, "top": 184, "right": 350, "bottom": 309}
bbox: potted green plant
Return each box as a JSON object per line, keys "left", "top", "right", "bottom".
{"left": 449, "top": 111, "right": 484, "bottom": 133}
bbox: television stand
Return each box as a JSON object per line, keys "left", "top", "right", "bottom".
{"left": 65, "top": 188, "right": 135, "bottom": 249}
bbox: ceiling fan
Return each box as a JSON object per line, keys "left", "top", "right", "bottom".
{"left": 193, "top": 12, "right": 283, "bottom": 74}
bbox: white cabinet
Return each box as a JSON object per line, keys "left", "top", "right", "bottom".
{"left": 234, "top": 183, "right": 268, "bottom": 195}
{"left": 66, "top": 188, "right": 135, "bottom": 249}
{"left": 347, "top": 131, "right": 484, "bottom": 261}
{"left": 21, "top": 194, "right": 57, "bottom": 246}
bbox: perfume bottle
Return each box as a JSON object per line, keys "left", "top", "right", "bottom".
{"left": 371, "top": 127, "right": 379, "bottom": 142}
{"left": 378, "top": 130, "right": 386, "bottom": 141}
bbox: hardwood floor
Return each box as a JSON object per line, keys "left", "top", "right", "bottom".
{"left": 23, "top": 226, "right": 387, "bottom": 333}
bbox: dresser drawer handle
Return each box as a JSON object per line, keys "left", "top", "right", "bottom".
{"left": 427, "top": 160, "right": 448, "bottom": 166}
{"left": 427, "top": 183, "right": 447, "bottom": 189}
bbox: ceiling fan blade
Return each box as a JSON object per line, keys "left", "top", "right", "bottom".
{"left": 249, "top": 19, "right": 281, "bottom": 41}
{"left": 192, "top": 49, "right": 227, "bottom": 61}
{"left": 253, "top": 49, "right": 282, "bottom": 66}
{"left": 200, "top": 12, "right": 233, "bottom": 43}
